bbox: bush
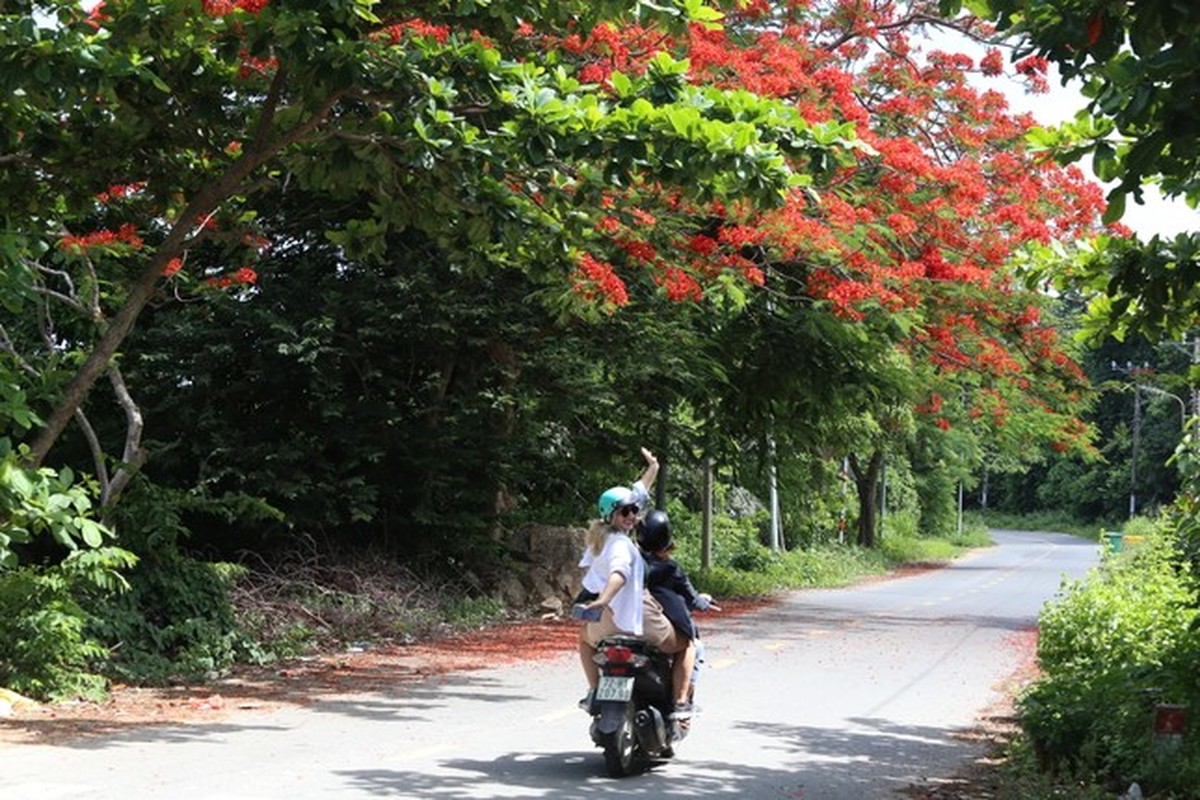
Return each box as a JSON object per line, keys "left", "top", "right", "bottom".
{"left": 92, "top": 550, "right": 253, "bottom": 684}
{"left": 91, "top": 483, "right": 261, "bottom": 684}
{"left": 0, "top": 546, "right": 136, "bottom": 700}
{"left": 1018, "top": 518, "right": 1200, "bottom": 792}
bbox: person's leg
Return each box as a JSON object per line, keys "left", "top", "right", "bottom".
{"left": 670, "top": 639, "right": 696, "bottom": 709}
{"left": 578, "top": 610, "right": 620, "bottom": 708}
{"left": 579, "top": 626, "right": 599, "bottom": 690}
{"left": 641, "top": 591, "right": 690, "bottom": 709}
{"left": 688, "top": 637, "right": 705, "bottom": 703}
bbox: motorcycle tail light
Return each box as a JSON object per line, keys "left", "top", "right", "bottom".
{"left": 602, "top": 645, "right": 635, "bottom": 664}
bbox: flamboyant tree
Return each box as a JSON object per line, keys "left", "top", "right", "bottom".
{"left": 3, "top": 0, "right": 1108, "bottom": 554}
{"left": 530, "top": 0, "right": 1107, "bottom": 544}
{"left": 943, "top": 0, "right": 1200, "bottom": 342}
{"left": 1, "top": 0, "right": 855, "bottom": 513}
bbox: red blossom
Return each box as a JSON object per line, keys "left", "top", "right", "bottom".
{"left": 237, "top": 51, "right": 279, "bottom": 80}
{"left": 59, "top": 223, "right": 144, "bottom": 254}
{"left": 572, "top": 253, "right": 629, "bottom": 309}
{"left": 381, "top": 19, "right": 452, "bottom": 45}
{"left": 96, "top": 182, "right": 146, "bottom": 205}
{"left": 203, "top": 0, "right": 269, "bottom": 16}
{"left": 658, "top": 267, "right": 703, "bottom": 302}
{"left": 579, "top": 63, "right": 610, "bottom": 84}
{"left": 84, "top": 1, "right": 110, "bottom": 29}
{"left": 617, "top": 238, "right": 658, "bottom": 263}
{"left": 630, "top": 208, "right": 657, "bottom": 226}
{"left": 980, "top": 48, "right": 1004, "bottom": 77}
{"left": 687, "top": 234, "right": 719, "bottom": 256}
{"left": 162, "top": 257, "right": 184, "bottom": 278}
{"left": 595, "top": 216, "right": 621, "bottom": 234}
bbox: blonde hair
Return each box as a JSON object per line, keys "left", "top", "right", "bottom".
{"left": 585, "top": 519, "right": 612, "bottom": 556}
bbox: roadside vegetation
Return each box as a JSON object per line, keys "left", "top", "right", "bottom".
{"left": 5, "top": 2, "right": 1200, "bottom": 796}
{"left": 960, "top": 506, "right": 1200, "bottom": 799}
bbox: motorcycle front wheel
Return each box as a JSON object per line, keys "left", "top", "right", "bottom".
{"left": 601, "top": 704, "right": 640, "bottom": 778}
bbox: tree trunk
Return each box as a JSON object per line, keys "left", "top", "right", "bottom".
{"left": 27, "top": 255, "right": 173, "bottom": 468}
{"left": 850, "top": 450, "right": 884, "bottom": 548}
{"left": 24, "top": 77, "right": 339, "bottom": 470}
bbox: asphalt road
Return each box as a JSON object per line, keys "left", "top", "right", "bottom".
{"left": 0, "top": 529, "right": 1098, "bottom": 800}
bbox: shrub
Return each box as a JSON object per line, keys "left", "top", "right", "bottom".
{"left": 91, "top": 483, "right": 260, "bottom": 684}
{"left": 0, "top": 546, "right": 136, "bottom": 700}
{"left": 1019, "top": 518, "right": 1200, "bottom": 792}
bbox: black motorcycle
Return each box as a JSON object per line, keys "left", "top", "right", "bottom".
{"left": 585, "top": 634, "right": 686, "bottom": 777}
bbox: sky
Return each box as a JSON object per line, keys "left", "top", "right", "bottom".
{"left": 925, "top": 29, "right": 1197, "bottom": 241}
{"left": 1001, "top": 69, "right": 1196, "bottom": 241}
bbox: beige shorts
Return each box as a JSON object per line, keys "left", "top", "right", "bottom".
{"left": 642, "top": 591, "right": 682, "bottom": 653}
{"left": 582, "top": 591, "right": 682, "bottom": 653}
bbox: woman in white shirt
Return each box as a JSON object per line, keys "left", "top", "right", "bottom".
{"left": 577, "top": 447, "right": 693, "bottom": 716}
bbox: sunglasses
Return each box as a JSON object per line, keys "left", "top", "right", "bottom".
{"left": 616, "top": 505, "right": 639, "bottom": 518}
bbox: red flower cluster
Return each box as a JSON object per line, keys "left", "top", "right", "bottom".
{"left": 657, "top": 267, "right": 703, "bottom": 302}
{"left": 572, "top": 253, "right": 629, "bottom": 309}
{"left": 96, "top": 182, "right": 146, "bottom": 205}
{"left": 206, "top": 267, "right": 258, "bottom": 289}
{"left": 59, "top": 223, "right": 143, "bottom": 255}
{"left": 237, "top": 51, "right": 278, "bottom": 80}
{"left": 1014, "top": 56, "right": 1050, "bottom": 93}
{"left": 381, "top": 19, "right": 452, "bottom": 45}
{"left": 203, "top": 0, "right": 269, "bottom": 16}
{"left": 980, "top": 48, "right": 1005, "bottom": 77}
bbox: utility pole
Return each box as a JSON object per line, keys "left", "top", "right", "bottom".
{"left": 1131, "top": 383, "right": 1141, "bottom": 519}
{"left": 767, "top": 428, "right": 782, "bottom": 551}
{"left": 1161, "top": 333, "right": 1199, "bottom": 439}
{"left": 1112, "top": 360, "right": 1148, "bottom": 519}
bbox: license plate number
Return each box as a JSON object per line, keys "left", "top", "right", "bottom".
{"left": 596, "top": 676, "right": 634, "bottom": 702}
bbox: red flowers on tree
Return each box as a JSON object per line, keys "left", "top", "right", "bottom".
{"left": 536, "top": 1, "right": 1101, "bottom": 464}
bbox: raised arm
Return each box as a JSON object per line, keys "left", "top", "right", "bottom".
{"left": 638, "top": 446, "right": 659, "bottom": 492}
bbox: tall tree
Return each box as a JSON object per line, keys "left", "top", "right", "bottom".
{"left": 1, "top": 0, "right": 845, "bottom": 484}
{"left": 947, "top": 0, "right": 1200, "bottom": 341}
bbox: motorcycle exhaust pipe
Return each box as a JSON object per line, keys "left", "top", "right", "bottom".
{"left": 634, "top": 707, "right": 667, "bottom": 753}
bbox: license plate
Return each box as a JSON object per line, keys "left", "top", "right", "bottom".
{"left": 595, "top": 676, "right": 634, "bottom": 702}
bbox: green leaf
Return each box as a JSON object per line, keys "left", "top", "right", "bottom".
{"left": 1101, "top": 189, "right": 1127, "bottom": 224}
{"left": 79, "top": 519, "right": 104, "bottom": 548}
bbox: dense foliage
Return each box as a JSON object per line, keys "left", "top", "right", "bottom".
{"left": 1020, "top": 517, "right": 1200, "bottom": 794}
{"left": 0, "top": 0, "right": 1126, "bottom": 698}
{"left": 948, "top": 0, "right": 1200, "bottom": 342}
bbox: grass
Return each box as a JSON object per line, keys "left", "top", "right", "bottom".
{"left": 678, "top": 516, "right": 995, "bottom": 599}
{"left": 974, "top": 509, "right": 1106, "bottom": 541}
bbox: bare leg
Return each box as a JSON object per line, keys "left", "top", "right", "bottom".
{"left": 671, "top": 640, "right": 696, "bottom": 707}
{"left": 579, "top": 627, "right": 599, "bottom": 690}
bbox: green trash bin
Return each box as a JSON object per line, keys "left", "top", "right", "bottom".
{"left": 1104, "top": 532, "right": 1124, "bottom": 553}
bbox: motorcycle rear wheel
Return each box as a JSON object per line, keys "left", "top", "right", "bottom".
{"left": 601, "top": 704, "right": 640, "bottom": 778}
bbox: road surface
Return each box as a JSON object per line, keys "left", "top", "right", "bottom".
{"left": 0, "top": 529, "right": 1098, "bottom": 799}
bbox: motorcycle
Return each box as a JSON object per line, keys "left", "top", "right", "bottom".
{"left": 584, "top": 634, "right": 686, "bottom": 777}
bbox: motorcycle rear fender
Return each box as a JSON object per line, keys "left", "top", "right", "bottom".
{"left": 595, "top": 701, "right": 629, "bottom": 735}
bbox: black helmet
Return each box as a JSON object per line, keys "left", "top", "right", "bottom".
{"left": 637, "top": 509, "right": 673, "bottom": 552}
